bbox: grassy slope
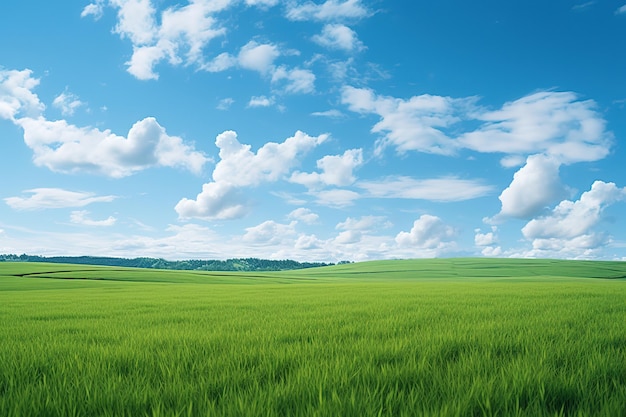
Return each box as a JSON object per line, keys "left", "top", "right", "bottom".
{"left": 1, "top": 259, "right": 625, "bottom": 416}
{"left": 1, "top": 258, "right": 626, "bottom": 288}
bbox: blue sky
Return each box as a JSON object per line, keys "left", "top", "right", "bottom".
{"left": 1, "top": 0, "right": 626, "bottom": 262}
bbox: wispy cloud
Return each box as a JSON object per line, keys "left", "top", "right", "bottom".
{"left": 358, "top": 176, "right": 494, "bottom": 202}
{"left": 53, "top": 90, "right": 85, "bottom": 116}
{"left": 217, "top": 97, "right": 235, "bottom": 110}
{"left": 286, "top": 0, "right": 371, "bottom": 22}
{"left": 5, "top": 188, "right": 117, "bottom": 211}
{"left": 571, "top": 1, "right": 595, "bottom": 12}
{"left": 70, "top": 210, "right": 117, "bottom": 227}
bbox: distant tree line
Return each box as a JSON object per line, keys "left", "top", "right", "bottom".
{"left": 0, "top": 254, "right": 335, "bottom": 271}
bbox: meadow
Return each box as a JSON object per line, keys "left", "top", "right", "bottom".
{"left": 0, "top": 258, "right": 625, "bottom": 416}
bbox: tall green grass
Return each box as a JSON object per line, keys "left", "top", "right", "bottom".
{"left": 1, "top": 260, "right": 625, "bottom": 416}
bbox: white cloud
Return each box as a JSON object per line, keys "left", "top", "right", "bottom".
{"left": 494, "top": 154, "right": 566, "bottom": 220}
{"left": 288, "top": 208, "right": 319, "bottom": 224}
{"left": 474, "top": 227, "right": 498, "bottom": 246}
{"left": 243, "top": 220, "right": 297, "bottom": 245}
{"left": 203, "top": 42, "right": 314, "bottom": 95}
{"left": 126, "top": 44, "right": 170, "bottom": 80}
{"left": 87, "top": 0, "right": 233, "bottom": 80}
{"left": 248, "top": 95, "right": 274, "bottom": 107}
{"left": 52, "top": 91, "right": 85, "bottom": 116}
{"left": 310, "top": 188, "right": 360, "bottom": 207}
{"left": 272, "top": 66, "right": 316, "bottom": 94}
{"left": 203, "top": 41, "right": 281, "bottom": 75}
{"left": 245, "top": 0, "right": 279, "bottom": 7}
{"left": 336, "top": 216, "right": 390, "bottom": 232}
{"left": 238, "top": 41, "right": 281, "bottom": 74}
{"left": 311, "top": 109, "right": 344, "bottom": 118}
{"left": 5, "top": 188, "right": 116, "bottom": 211}
{"left": 343, "top": 88, "right": 613, "bottom": 163}
{"left": 70, "top": 210, "right": 117, "bottom": 227}
{"left": 522, "top": 181, "right": 626, "bottom": 245}
{"left": 481, "top": 246, "right": 502, "bottom": 257}
{"left": 286, "top": 0, "right": 371, "bottom": 21}
{"left": 110, "top": 0, "right": 158, "bottom": 45}
{"left": 176, "top": 130, "right": 328, "bottom": 219}
{"left": 499, "top": 155, "right": 526, "bottom": 168}
{"left": 212, "top": 130, "right": 328, "bottom": 186}
{"left": 312, "top": 24, "right": 364, "bottom": 52}
{"left": 334, "top": 229, "right": 362, "bottom": 244}
{"left": 295, "top": 234, "right": 322, "bottom": 249}
{"left": 341, "top": 86, "right": 472, "bottom": 155}
{"left": 358, "top": 176, "right": 493, "bottom": 202}
{"left": 0, "top": 69, "right": 45, "bottom": 120}
{"left": 395, "top": 214, "right": 456, "bottom": 253}
{"left": 175, "top": 182, "right": 249, "bottom": 220}
{"left": 572, "top": 2, "right": 595, "bottom": 11}
{"left": 203, "top": 52, "right": 238, "bottom": 72}
{"left": 1, "top": 68, "right": 207, "bottom": 177}
{"left": 217, "top": 97, "right": 235, "bottom": 110}
{"left": 616, "top": 4, "right": 626, "bottom": 14}
{"left": 16, "top": 116, "right": 207, "bottom": 178}
{"left": 290, "top": 148, "right": 363, "bottom": 188}
{"left": 81, "top": 1, "right": 105, "bottom": 19}
{"left": 460, "top": 91, "right": 612, "bottom": 164}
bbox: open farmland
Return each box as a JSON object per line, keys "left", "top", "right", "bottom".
{"left": 1, "top": 259, "right": 625, "bottom": 416}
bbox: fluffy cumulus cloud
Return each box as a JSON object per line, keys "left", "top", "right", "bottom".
{"left": 242, "top": 220, "right": 297, "bottom": 245}
{"left": 1, "top": 68, "right": 207, "bottom": 177}
{"left": 83, "top": 3, "right": 319, "bottom": 94}
{"left": 174, "top": 182, "right": 249, "bottom": 220}
{"left": 290, "top": 148, "right": 362, "bottom": 188}
{"left": 312, "top": 24, "right": 364, "bottom": 52}
{"left": 5, "top": 188, "right": 116, "bottom": 210}
{"left": 341, "top": 86, "right": 472, "bottom": 155}
{"left": 493, "top": 154, "right": 567, "bottom": 220}
{"left": 17, "top": 116, "right": 207, "bottom": 178}
{"left": 83, "top": 0, "right": 232, "bottom": 80}
{"left": 176, "top": 130, "right": 328, "bottom": 219}
{"left": 212, "top": 130, "right": 328, "bottom": 186}
{"left": 395, "top": 215, "right": 456, "bottom": 255}
{"left": 0, "top": 69, "right": 45, "bottom": 120}
{"left": 237, "top": 41, "right": 280, "bottom": 74}
{"left": 288, "top": 208, "right": 319, "bottom": 224}
{"left": 248, "top": 95, "right": 274, "bottom": 108}
{"left": 521, "top": 181, "right": 626, "bottom": 257}
{"left": 331, "top": 216, "right": 389, "bottom": 245}
{"left": 286, "top": 0, "right": 371, "bottom": 21}
{"left": 474, "top": 226, "right": 501, "bottom": 256}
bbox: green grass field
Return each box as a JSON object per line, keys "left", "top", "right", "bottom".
{"left": 1, "top": 259, "right": 625, "bottom": 416}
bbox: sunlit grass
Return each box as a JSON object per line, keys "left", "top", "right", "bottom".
{"left": 1, "top": 260, "right": 625, "bottom": 416}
